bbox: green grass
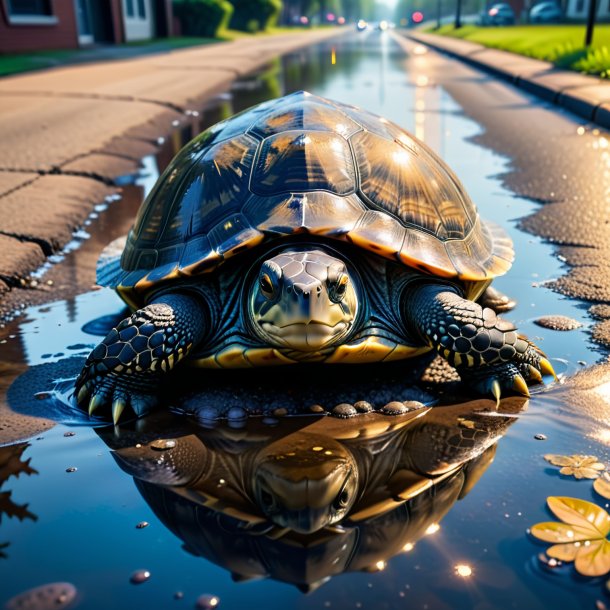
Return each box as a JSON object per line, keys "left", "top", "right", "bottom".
{"left": 0, "top": 26, "right": 330, "bottom": 77}
{"left": 424, "top": 24, "right": 610, "bottom": 77}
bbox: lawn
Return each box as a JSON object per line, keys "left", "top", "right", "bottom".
{"left": 425, "top": 24, "right": 610, "bottom": 77}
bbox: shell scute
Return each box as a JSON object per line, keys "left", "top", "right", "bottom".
{"left": 251, "top": 130, "right": 357, "bottom": 197}
{"left": 353, "top": 130, "right": 474, "bottom": 239}
{"left": 242, "top": 193, "right": 302, "bottom": 235}
{"left": 123, "top": 133, "right": 256, "bottom": 274}
{"left": 188, "top": 134, "right": 258, "bottom": 236}
{"left": 300, "top": 192, "right": 368, "bottom": 235}
{"left": 445, "top": 218, "right": 494, "bottom": 281}
{"left": 208, "top": 213, "right": 264, "bottom": 260}
{"left": 243, "top": 191, "right": 367, "bottom": 237}
{"left": 347, "top": 210, "right": 406, "bottom": 259}
{"left": 178, "top": 234, "right": 220, "bottom": 276}
{"left": 249, "top": 100, "right": 361, "bottom": 139}
{"left": 400, "top": 229, "right": 455, "bottom": 278}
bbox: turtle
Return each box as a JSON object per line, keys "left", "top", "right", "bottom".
{"left": 99, "top": 397, "right": 526, "bottom": 590}
{"left": 75, "top": 90, "right": 555, "bottom": 424}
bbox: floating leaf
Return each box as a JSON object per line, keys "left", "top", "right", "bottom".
{"left": 544, "top": 454, "right": 605, "bottom": 479}
{"left": 594, "top": 473, "right": 610, "bottom": 500}
{"left": 544, "top": 454, "right": 576, "bottom": 467}
{"left": 529, "top": 497, "right": 610, "bottom": 577}
{"left": 547, "top": 496, "right": 610, "bottom": 537}
{"left": 574, "top": 539, "right": 610, "bottom": 577}
{"left": 531, "top": 521, "right": 603, "bottom": 544}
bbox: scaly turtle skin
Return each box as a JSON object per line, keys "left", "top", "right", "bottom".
{"left": 75, "top": 91, "right": 555, "bottom": 423}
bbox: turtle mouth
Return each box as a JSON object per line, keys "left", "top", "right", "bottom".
{"left": 260, "top": 320, "right": 351, "bottom": 350}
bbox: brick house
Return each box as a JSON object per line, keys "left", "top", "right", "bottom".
{"left": 0, "top": 0, "right": 174, "bottom": 53}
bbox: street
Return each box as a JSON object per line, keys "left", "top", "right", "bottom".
{"left": 1, "top": 28, "right": 609, "bottom": 610}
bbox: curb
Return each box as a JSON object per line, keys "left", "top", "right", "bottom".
{"left": 397, "top": 30, "right": 610, "bottom": 129}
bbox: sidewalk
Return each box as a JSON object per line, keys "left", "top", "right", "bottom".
{"left": 399, "top": 30, "right": 610, "bottom": 130}
{"left": 0, "top": 29, "right": 343, "bottom": 298}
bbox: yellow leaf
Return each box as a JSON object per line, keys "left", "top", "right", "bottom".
{"left": 559, "top": 466, "right": 577, "bottom": 476}
{"left": 594, "top": 473, "right": 610, "bottom": 500}
{"left": 544, "top": 455, "right": 605, "bottom": 479}
{"left": 530, "top": 521, "right": 603, "bottom": 543}
{"left": 574, "top": 539, "right": 610, "bottom": 577}
{"left": 547, "top": 543, "right": 579, "bottom": 561}
{"left": 547, "top": 497, "right": 610, "bottom": 538}
{"left": 545, "top": 454, "right": 576, "bottom": 467}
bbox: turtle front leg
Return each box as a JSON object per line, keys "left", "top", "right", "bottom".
{"left": 75, "top": 293, "right": 207, "bottom": 423}
{"left": 404, "top": 283, "right": 556, "bottom": 401}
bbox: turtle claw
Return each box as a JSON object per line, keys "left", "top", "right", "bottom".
{"left": 527, "top": 365, "right": 543, "bottom": 383}
{"left": 112, "top": 399, "right": 127, "bottom": 425}
{"left": 490, "top": 379, "right": 501, "bottom": 407}
{"left": 512, "top": 374, "right": 530, "bottom": 397}
{"left": 88, "top": 394, "right": 104, "bottom": 416}
{"left": 539, "top": 357, "right": 557, "bottom": 380}
{"left": 77, "top": 384, "right": 90, "bottom": 405}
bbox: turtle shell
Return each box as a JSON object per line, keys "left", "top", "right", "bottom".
{"left": 99, "top": 91, "right": 514, "bottom": 302}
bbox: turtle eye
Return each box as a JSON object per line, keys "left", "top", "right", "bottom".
{"left": 330, "top": 273, "right": 349, "bottom": 303}
{"left": 259, "top": 273, "right": 275, "bottom": 298}
{"left": 332, "top": 484, "right": 350, "bottom": 511}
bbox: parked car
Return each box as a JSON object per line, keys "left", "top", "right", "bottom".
{"left": 529, "top": 1, "right": 562, "bottom": 22}
{"left": 479, "top": 3, "right": 516, "bottom": 25}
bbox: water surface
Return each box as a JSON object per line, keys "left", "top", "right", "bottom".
{"left": 1, "top": 31, "right": 609, "bottom": 610}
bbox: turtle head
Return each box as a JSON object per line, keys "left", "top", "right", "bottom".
{"left": 250, "top": 247, "right": 359, "bottom": 352}
{"left": 253, "top": 433, "right": 358, "bottom": 534}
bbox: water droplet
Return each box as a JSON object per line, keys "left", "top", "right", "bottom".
{"left": 196, "top": 594, "right": 220, "bottom": 609}
{"left": 534, "top": 434, "right": 547, "bottom": 440}
{"left": 150, "top": 439, "right": 176, "bottom": 451}
{"left": 130, "top": 569, "right": 151, "bottom": 584}
{"left": 136, "top": 521, "right": 149, "bottom": 529}
{"left": 65, "top": 467, "right": 77, "bottom": 473}
{"left": 538, "top": 553, "right": 562, "bottom": 568}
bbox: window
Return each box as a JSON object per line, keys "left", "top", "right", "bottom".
{"left": 575, "top": 0, "right": 585, "bottom": 12}
{"left": 137, "top": 0, "right": 146, "bottom": 18}
{"left": 125, "top": 0, "right": 134, "bottom": 18}
{"left": 7, "top": 0, "right": 52, "bottom": 16}
{"left": 6, "top": 0, "right": 57, "bottom": 24}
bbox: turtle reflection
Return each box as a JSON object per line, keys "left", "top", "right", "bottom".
{"left": 98, "top": 396, "right": 527, "bottom": 590}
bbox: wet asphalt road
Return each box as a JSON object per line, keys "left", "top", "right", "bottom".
{"left": 2, "top": 30, "right": 610, "bottom": 610}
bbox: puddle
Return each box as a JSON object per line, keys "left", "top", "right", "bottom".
{"left": 0, "top": 31, "right": 608, "bottom": 610}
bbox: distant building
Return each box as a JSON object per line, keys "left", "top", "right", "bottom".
{"left": 0, "top": 0, "right": 174, "bottom": 53}
{"left": 565, "top": 0, "right": 610, "bottom": 20}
